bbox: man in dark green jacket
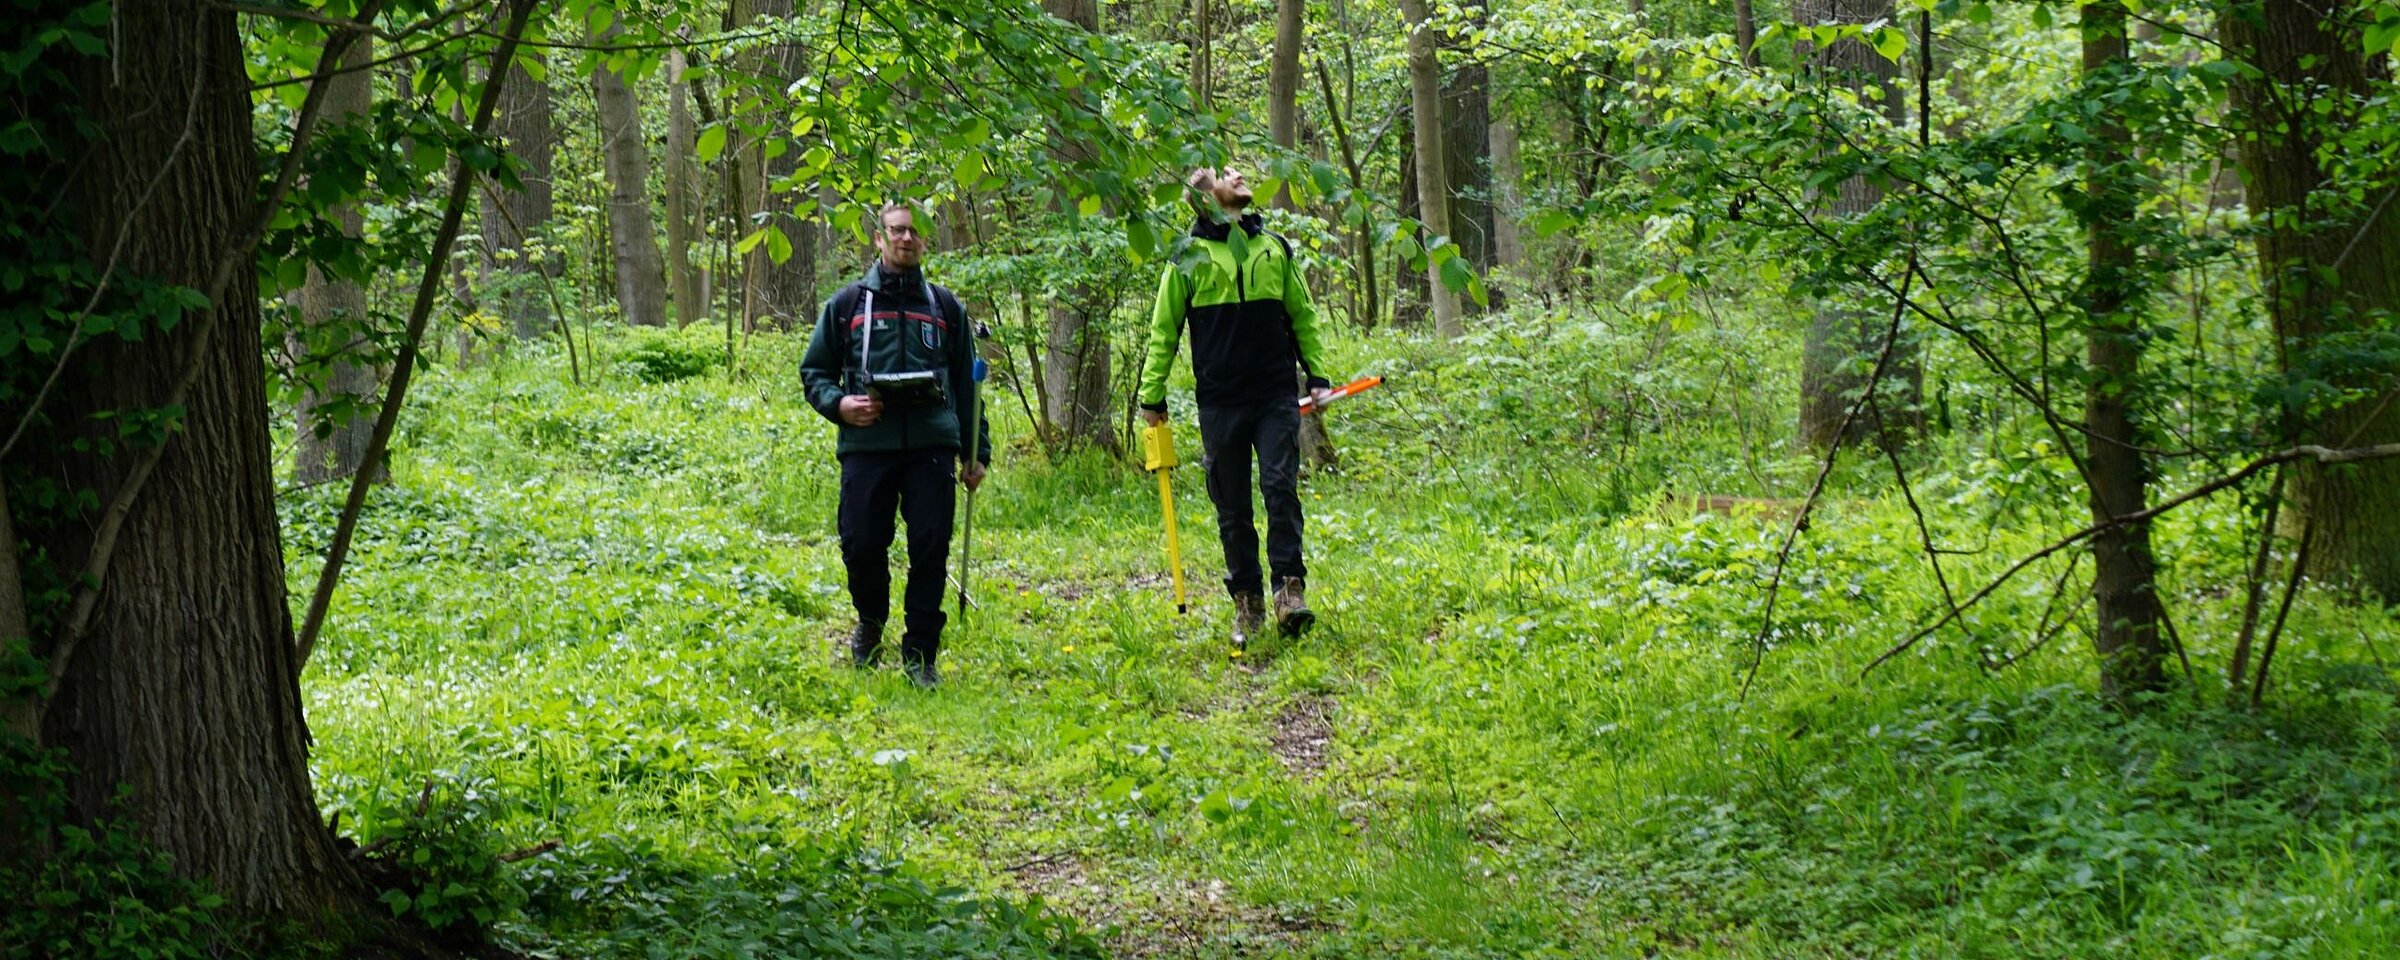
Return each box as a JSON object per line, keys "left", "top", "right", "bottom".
{"left": 1138, "top": 166, "right": 1334, "bottom": 655}
{"left": 799, "top": 203, "right": 990, "bottom": 688}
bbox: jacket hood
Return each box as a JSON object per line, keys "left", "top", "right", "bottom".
{"left": 1189, "top": 212, "right": 1265, "bottom": 242}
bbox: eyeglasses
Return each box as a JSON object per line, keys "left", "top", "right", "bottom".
{"left": 882, "top": 224, "right": 921, "bottom": 239}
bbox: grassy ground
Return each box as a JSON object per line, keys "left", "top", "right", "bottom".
{"left": 291, "top": 322, "right": 2399, "bottom": 958}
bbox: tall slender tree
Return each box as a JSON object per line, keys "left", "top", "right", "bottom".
{"left": 593, "top": 22, "right": 671, "bottom": 327}
{"left": 1794, "top": 0, "right": 1922, "bottom": 450}
{"left": 1267, "top": 0, "right": 1304, "bottom": 207}
{"left": 665, "top": 48, "right": 708, "bottom": 325}
{"left": 293, "top": 36, "right": 385, "bottom": 484}
{"left": 1400, "top": 0, "right": 1464, "bottom": 337}
{"left": 2222, "top": 0, "right": 2400, "bottom": 601}
{"left": 1441, "top": 3, "right": 1493, "bottom": 277}
{"left": 2079, "top": 0, "right": 2168, "bottom": 700}
{"left": 1044, "top": 0, "right": 1115, "bottom": 448}
{"left": 480, "top": 52, "right": 555, "bottom": 339}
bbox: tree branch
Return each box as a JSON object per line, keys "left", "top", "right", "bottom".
{"left": 1861, "top": 442, "right": 2400, "bottom": 677}
{"left": 296, "top": 0, "right": 541, "bottom": 669}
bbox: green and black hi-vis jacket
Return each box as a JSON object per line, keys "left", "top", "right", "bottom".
{"left": 799, "top": 264, "right": 991, "bottom": 462}
{"left": 1138, "top": 213, "right": 1333, "bottom": 412}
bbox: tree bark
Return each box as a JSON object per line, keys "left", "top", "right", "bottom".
{"left": 1043, "top": 0, "right": 1115, "bottom": 450}
{"left": 2080, "top": 0, "right": 2168, "bottom": 701}
{"left": 593, "top": 23, "right": 671, "bottom": 327}
{"left": 1267, "top": 0, "right": 1304, "bottom": 208}
{"left": 1191, "top": 0, "right": 1214, "bottom": 111}
{"left": 733, "top": 0, "right": 818, "bottom": 331}
{"left": 2223, "top": 1, "right": 2400, "bottom": 601}
{"left": 1794, "top": 0, "right": 1922, "bottom": 451}
{"left": 1734, "top": 0, "right": 1759, "bottom": 68}
{"left": 480, "top": 53, "right": 554, "bottom": 339}
{"left": 35, "top": 1, "right": 354, "bottom": 911}
{"left": 1399, "top": 0, "right": 1464, "bottom": 337}
{"left": 293, "top": 36, "right": 385, "bottom": 485}
{"left": 1490, "top": 115, "right": 1525, "bottom": 269}
{"left": 1441, "top": 6, "right": 1493, "bottom": 277}
{"left": 665, "top": 49, "right": 707, "bottom": 326}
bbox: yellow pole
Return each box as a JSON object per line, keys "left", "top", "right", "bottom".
{"left": 1141, "top": 423, "right": 1188, "bottom": 614}
{"left": 1157, "top": 469, "right": 1187, "bottom": 613}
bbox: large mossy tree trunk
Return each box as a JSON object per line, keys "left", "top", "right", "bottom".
{"left": 480, "top": 53, "right": 556, "bottom": 340}
{"left": 1793, "top": 0, "right": 1923, "bottom": 452}
{"left": 2223, "top": 1, "right": 2400, "bottom": 601}
{"left": 593, "top": 22, "right": 671, "bottom": 327}
{"left": 35, "top": 0, "right": 356, "bottom": 912}
{"left": 2080, "top": 0, "right": 2169, "bottom": 701}
{"left": 293, "top": 36, "right": 386, "bottom": 485}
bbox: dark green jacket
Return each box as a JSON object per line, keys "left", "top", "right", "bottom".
{"left": 1138, "top": 213, "right": 1331, "bottom": 411}
{"left": 799, "top": 264, "right": 991, "bottom": 462}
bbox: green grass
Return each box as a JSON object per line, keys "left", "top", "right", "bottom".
{"left": 289, "top": 321, "right": 2400, "bottom": 958}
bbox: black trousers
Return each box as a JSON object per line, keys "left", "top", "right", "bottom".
{"left": 837, "top": 448, "right": 956, "bottom": 666}
{"left": 1197, "top": 397, "right": 1305, "bottom": 597}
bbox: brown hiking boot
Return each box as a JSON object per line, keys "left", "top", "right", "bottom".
{"left": 1273, "top": 579, "right": 1315, "bottom": 637}
{"left": 1230, "top": 592, "right": 1266, "bottom": 660}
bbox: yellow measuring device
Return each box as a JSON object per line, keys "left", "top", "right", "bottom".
{"left": 1141, "top": 422, "right": 1188, "bottom": 614}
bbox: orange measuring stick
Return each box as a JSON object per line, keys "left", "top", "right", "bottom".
{"left": 1299, "top": 375, "right": 1384, "bottom": 414}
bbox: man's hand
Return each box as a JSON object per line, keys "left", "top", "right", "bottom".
{"left": 1307, "top": 387, "right": 1335, "bottom": 410}
{"left": 1140, "top": 408, "right": 1167, "bottom": 427}
{"left": 962, "top": 460, "right": 988, "bottom": 491}
{"left": 838, "top": 394, "right": 883, "bottom": 427}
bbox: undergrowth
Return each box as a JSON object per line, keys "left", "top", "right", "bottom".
{"left": 263, "top": 317, "right": 2393, "bottom": 957}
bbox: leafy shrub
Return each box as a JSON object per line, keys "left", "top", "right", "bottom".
{"left": 616, "top": 326, "right": 721, "bottom": 384}
{"left": 0, "top": 739, "right": 233, "bottom": 960}
{"left": 346, "top": 772, "right": 529, "bottom": 945}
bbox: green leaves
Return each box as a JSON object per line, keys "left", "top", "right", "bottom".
{"left": 695, "top": 125, "right": 728, "bottom": 165}
{"left": 2368, "top": 5, "right": 2400, "bottom": 57}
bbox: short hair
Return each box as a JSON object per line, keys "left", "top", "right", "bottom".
{"left": 1185, "top": 167, "right": 1218, "bottom": 217}
{"left": 877, "top": 202, "right": 914, "bottom": 228}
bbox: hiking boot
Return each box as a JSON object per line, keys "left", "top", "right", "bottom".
{"left": 846, "top": 622, "right": 884, "bottom": 669}
{"left": 1273, "top": 580, "right": 1315, "bottom": 637}
{"left": 1230, "top": 591, "right": 1266, "bottom": 660}
{"left": 904, "top": 658, "right": 941, "bottom": 690}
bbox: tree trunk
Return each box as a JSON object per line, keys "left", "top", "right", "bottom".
{"left": 480, "top": 53, "right": 554, "bottom": 340}
{"left": 1441, "top": 8, "right": 1493, "bottom": 276}
{"left": 1268, "top": 0, "right": 1304, "bottom": 208}
{"left": 293, "top": 36, "right": 385, "bottom": 485}
{"left": 1735, "top": 0, "right": 1759, "bottom": 67}
{"left": 1190, "top": 0, "right": 1213, "bottom": 111}
{"left": 593, "top": 23, "right": 671, "bottom": 327}
{"left": 2080, "top": 0, "right": 2168, "bottom": 701}
{"left": 1490, "top": 115, "right": 1525, "bottom": 269}
{"left": 34, "top": 1, "right": 355, "bottom": 912}
{"left": 1794, "top": 0, "right": 1922, "bottom": 451}
{"left": 665, "top": 49, "right": 707, "bottom": 326}
{"left": 2224, "top": 1, "right": 2400, "bottom": 601}
{"left": 1044, "top": 0, "right": 1115, "bottom": 451}
{"left": 758, "top": 2, "right": 819, "bottom": 330}
{"left": 1395, "top": 136, "right": 1431, "bottom": 329}
{"left": 1399, "top": 0, "right": 1464, "bottom": 337}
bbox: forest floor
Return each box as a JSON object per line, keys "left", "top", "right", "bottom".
{"left": 290, "top": 325, "right": 2400, "bottom": 959}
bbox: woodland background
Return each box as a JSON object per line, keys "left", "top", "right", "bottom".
{"left": 3, "top": 0, "right": 2398, "bottom": 957}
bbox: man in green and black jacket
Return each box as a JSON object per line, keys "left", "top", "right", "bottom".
{"left": 800, "top": 203, "right": 990, "bottom": 688}
{"left": 1139, "top": 165, "right": 1335, "bottom": 654}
